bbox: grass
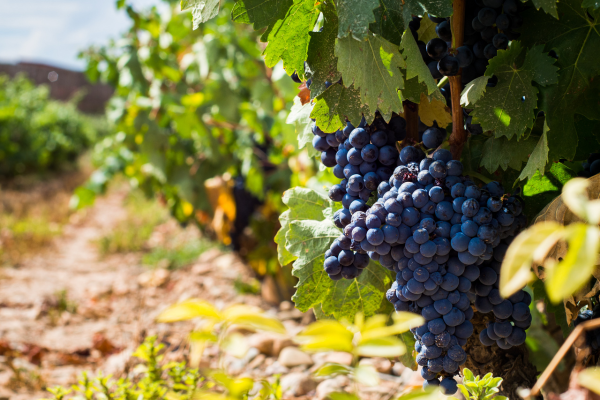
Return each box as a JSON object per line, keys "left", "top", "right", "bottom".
{"left": 97, "top": 190, "right": 169, "bottom": 255}
{"left": 142, "top": 239, "right": 215, "bottom": 270}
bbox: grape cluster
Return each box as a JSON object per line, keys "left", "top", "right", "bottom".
{"left": 418, "top": 0, "right": 522, "bottom": 81}
{"left": 580, "top": 153, "right": 600, "bottom": 178}
{"left": 318, "top": 114, "right": 407, "bottom": 280}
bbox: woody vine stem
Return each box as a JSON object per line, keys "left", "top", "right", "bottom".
{"left": 449, "top": 0, "right": 467, "bottom": 160}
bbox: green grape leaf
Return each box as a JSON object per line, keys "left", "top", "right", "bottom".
{"left": 480, "top": 134, "right": 539, "bottom": 173}
{"left": 320, "top": 260, "right": 395, "bottom": 321}
{"left": 521, "top": 1, "right": 600, "bottom": 164}
{"left": 337, "top": 0, "right": 380, "bottom": 41}
{"left": 370, "top": 0, "right": 406, "bottom": 46}
{"left": 523, "top": 162, "right": 577, "bottom": 220}
{"left": 460, "top": 76, "right": 489, "bottom": 107}
{"left": 233, "top": 0, "right": 294, "bottom": 29}
{"left": 306, "top": 1, "right": 342, "bottom": 100}
{"left": 403, "top": 0, "right": 453, "bottom": 19}
{"left": 416, "top": 15, "right": 438, "bottom": 44}
{"left": 582, "top": 0, "right": 600, "bottom": 9}
{"left": 311, "top": 83, "right": 375, "bottom": 133}
{"left": 288, "top": 219, "right": 339, "bottom": 312}
{"left": 531, "top": 0, "right": 558, "bottom": 19}
{"left": 262, "top": 0, "right": 320, "bottom": 77}
{"left": 231, "top": 1, "right": 250, "bottom": 23}
{"left": 181, "top": 0, "right": 221, "bottom": 28}
{"left": 400, "top": 30, "right": 438, "bottom": 95}
{"left": 518, "top": 119, "right": 549, "bottom": 181}
{"left": 287, "top": 96, "right": 319, "bottom": 156}
{"left": 336, "top": 34, "right": 406, "bottom": 122}
{"left": 275, "top": 187, "right": 334, "bottom": 266}
{"left": 471, "top": 42, "right": 558, "bottom": 141}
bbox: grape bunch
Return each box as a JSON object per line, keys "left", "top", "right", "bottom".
{"left": 317, "top": 113, "right": 407, "bottom": 280}
{"left": 418, "top": 0, "right": 522, "bottom": 81}
{"left": 580, "top": 153, "right": 600, "bottom": 178}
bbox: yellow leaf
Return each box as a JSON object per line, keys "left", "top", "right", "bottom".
{"left": 355, "top": 364, "right": 380, "bottom": 386}
{"left": 562, "top": 178, "right": 600, "bottom": 225}
{"left": 357, "top": 337, "right": 405, "bottom": 358}
{"left": 416, "top": 17, "right": 438, "bottom": 45}
{"left": 156, "top": 299, "right": 221, "bottom": 323}
{"left": 181, "top": 92, "right": 205, "bottom": 108}
{"left": 296, "top": 320, "right": 354, "bottom": 353}
{"left": 360, "top": 312, "right": 424, "bottom": 342}
{"left": 418, "top": 93, "right": 452, "bottom": 128}
{"left": 222, "top": 305, "right": 286, "bottom": 333}
{"left": 545, "top": 224, "right": 600, "bottom": 303}
{"left": 499, "top": 222, "right": 564, "bottom": 298}
{"left": 578, "top": 367, "right": 600, "bottom": 395}
{"left": 315, "top": 362, "right": 352, "bottom": 377}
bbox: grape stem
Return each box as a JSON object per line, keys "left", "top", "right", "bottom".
{"left": 437, "top": 76, "right": 449, "bottom": 89}
{"left": 448, "top": 0, "right": 467, "bottom": 161}
{"left": 402, "top": 100, "right": 419, "bottom": 146}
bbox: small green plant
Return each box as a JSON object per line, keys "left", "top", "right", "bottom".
{"left": 452, "top": 368, "right": 505, "bottom": 400}
{"left": 142, "top": 240, "right": 214, "bottom": 270}
{"left": 299, "top": 312, "right": 424, "bottom": 398}
{"left": 97, "top": 190, "right": 168, "bottom": 255}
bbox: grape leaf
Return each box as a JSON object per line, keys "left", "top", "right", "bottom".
{"left": 471, "top": 42, "right": 558, "bottom": 141}
{"left": 337, "top": 0, "right": 380, "bottom": 41}
{"left": 232, "top": 0, "right": 294, "bottom": 29}
{"left": 182, "top": 0, "right": 221, "bottom": 28}
{"left": 582, "top": 0, "right": 600, "bottom": 9}
{"left": 400, "top": 30, "right": 438, "bottom": 95}
{"left": 416, "top": 15, "right": 438, "bottom": 44}
{"left": 320, "top": 260, "right": 395, "bottom": 321}
{"left": 521, "top": 1, "right": 600, "bottom": 163}
{"left": 523, "top": 162, "right": 577, "bottom": 220}
{"left": 311, "top": 83, "right": 375, "bottom": 133}
{"left": 531, "top": 0, "right": 558, "bottom": 19}
{"left": 370, "top": 0, "right": 406, "bottom": 46}
{"left": 288, "top": 219, "right": 339, "bottom": 313}
{"left": 518, "top": 119, "right": 549, "bottom": 181}
{"left": 305, "top": 1, "right": 341, "bottom": 100}
{"left": 335, "top": 34, "right": 406, "bottom": 122}
{"left": 231, "top": 1, "right": 250, "bottom": 23}
{"left": 403, "top": 0, "right": 453, "bottom": 18}
{"left": 286, "top": 96, "right": 318, "bottom": 156}
{"left": 262, "top": 0, "right": 320, "bottom": 77}
{"left": 480, "top": 134, "right": 539, "bottom": 173}
{"left": 275, "top": 187, "right": 334, "bottom": 266}
{"left": 460, "top": 76, "right": 489, "bottom": 107}
{"left": 417, "top": 92, "right": 452, "bottom": 128}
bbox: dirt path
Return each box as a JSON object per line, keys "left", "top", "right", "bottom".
{"left": 0, "top": 188, "right": 416, "bottom": 400}
{"left": 0, "top": 189, "right": 272, "bottom": 399}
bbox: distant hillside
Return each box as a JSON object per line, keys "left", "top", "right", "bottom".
{"left": 0, "top": 62, "right": 113, "bottom": 114}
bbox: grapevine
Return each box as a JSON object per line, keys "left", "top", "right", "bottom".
{"left": 182, "top": 0, "right": 600, "bottom": 393}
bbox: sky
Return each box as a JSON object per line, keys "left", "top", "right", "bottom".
{"left": 0, "top": 0, "right": 169, "bottom": 71}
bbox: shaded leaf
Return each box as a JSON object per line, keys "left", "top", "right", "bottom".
{"left": 311, "top": 83, "right": 375, "bottom": 133}
{"left": 400, "top": 30, "right": 438, "bottom": 96}
{"left": 471, "top": 42, "right": 558, "bottom": 141}
{"left": 337, "top": 0, "right": 380, "bottom": 41}
{"left": 234, "top": 0, "right": 293, "bottom": 29}
{"left": 305, "top": 1, "right": 342, "bottom": 99}
{"left": 480, "top": 135, "right": 538, "bottom": 173}
{"left": 518, "top": 119, "right": 549, "bottom": 181}
{"left": 370, "top": 0, "right": 406, "bottom": 46}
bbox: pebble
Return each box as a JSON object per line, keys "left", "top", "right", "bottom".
{"left": 280, "top": 372, "right": 316, "bottom": 396}
{"left": 278, "top": 347, "right": 313, "bottom": 367}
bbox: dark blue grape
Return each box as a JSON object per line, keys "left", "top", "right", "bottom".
{"left": 493, "top": 300, "right": 513, "bottom": 319}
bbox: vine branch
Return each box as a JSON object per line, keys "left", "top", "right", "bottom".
{"left": 402, "top": 100, "right": 419, "bottom": 146}
{"left": 448, "top": 0, "right": 467, "bottom": 161}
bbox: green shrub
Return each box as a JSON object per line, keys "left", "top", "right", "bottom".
{"left": 0, "top": 74, "right": 107, "bottom": 177}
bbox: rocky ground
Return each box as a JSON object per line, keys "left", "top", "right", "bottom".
{"left": 0, "top": 187, "right": 424, "bottom": 400}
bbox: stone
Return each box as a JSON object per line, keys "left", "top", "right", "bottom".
{"left": 359, "top": 357, "right": 393, "bottom": 374}
{"left": 264, "top": 361, "right": 289, "bottom": 375}
{"left": 324, "top": 352, "right": 353, "bottom": 366}
{"left": 280, "top": 301, "right": 293, "bottom": 311}
{"left": 316, "top": 375, "right": 350, "bottom": 400}
{"left": 278, "top": 347, "right": 313, "bottom": 367}
{"left": 392, "top": 361, "right": 406, "bottom": 377}
{"left": 280, "top": 372, "right": 317, "bottom": 396}
{"left": 248, "top": 334, "right": 294, "bottom": 357}
{"left": 137, "top": 268, "right": 169, "bottom": 288}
